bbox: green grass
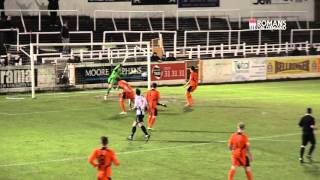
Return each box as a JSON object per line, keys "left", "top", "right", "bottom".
{"left": 0, "top": 79, "right": 320, "bottom": 180}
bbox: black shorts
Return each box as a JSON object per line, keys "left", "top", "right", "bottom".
{"left": 245, "top": 156, "right": 250, "bottom": 167}
{"left": 149, "top": 108, "right": 158, "bottom": 116}
{"left": 154, "top": 108, "right": 158, "bottom": 116}
{"left": 136, "top": 115, "right": 144, "bottom": 123}
{"left": 302, "top": 133, "right": 316, "bottom": 146}
{"left": 187, "top": 86, "right": 197, "bottom": 93}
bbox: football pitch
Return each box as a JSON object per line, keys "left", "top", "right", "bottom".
{"left": 0, "top": 79, "right": 320, "bottom": 180}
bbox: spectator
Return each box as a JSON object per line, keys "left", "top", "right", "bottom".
{"left": 0, "top": 57, "right": 5, "bottom": 66}
{"left": 161, "top": 54, "right": 166, "bottom": 61}
{"left": 308, "top": 45, "right": 318, "bottom": 55}
{"left": 61, "top": 21, "right": 70, "bottom": 53}
{"left": 0, "top": 42, "right": 5, "bottom": 57}
{"left": 290, "top": 47, "right": 301, "bottom": 56}
{"left": 151, "top": 52, "right": 161, "bottom": 62}
{"left": 48, "top": 0, "right": 59, "bottom": 26}
{"left": 4, "top": 15, "right": 12, "bottom": 28}
{"left": 11, "top": 54, "right": 22, "bottom": 66}
{"left": 0, "top": 17, "right": 5, "bottom": 51}
{"left": 0, "top": 0, "right": 5, "bottom": 20}
{"left": 6, "top": 52, "right": 12, "bottom": 65}
{"left": 4, "top": 16, "right": 15, "bottom": 44}
{"left": 166, "top": 53, "right": 176, "bottom": 61}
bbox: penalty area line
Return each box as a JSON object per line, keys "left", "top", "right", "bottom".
{"left": 0, "top": 132, "right": 301, "bottom": 168}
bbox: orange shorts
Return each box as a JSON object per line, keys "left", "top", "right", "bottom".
{"left": 120, "top": 91, "right": 135, "bottom": 100}
{"left": 97, "top": 171, "right": 111, "bottom": 180}
{"left": 232, "top": 156, "right": 250, "bottom": 167}
{"left": 148, "top": 108, "right": 158, "bottom": 117}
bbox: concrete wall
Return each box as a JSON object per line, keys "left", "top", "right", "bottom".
{"left": 3, "top": 0, "right": 315, "bottom": 20}
{"left": 0, "top": 64, "right": 56, "bottom": 93}
{"left": 37, "top": 64, "right": 56, "bottom": 88}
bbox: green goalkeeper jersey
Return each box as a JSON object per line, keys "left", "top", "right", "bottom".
{"left": 107, "top": 64, "right": 122, "bottom": 84}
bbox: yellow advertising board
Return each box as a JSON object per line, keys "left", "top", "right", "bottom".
{"left": 266, "top": 56, "right": 320, "bottom": 79}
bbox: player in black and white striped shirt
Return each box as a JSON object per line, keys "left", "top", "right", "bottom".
{"left": 127, "top": 88, "right": 150, "bottom": 142}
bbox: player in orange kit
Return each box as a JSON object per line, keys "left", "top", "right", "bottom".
{"left": 184, "top": 66, "right": 198, "bottom": 107}
{"left": 146, "top": 83, "right": 166, "bottom": 130}
{"left": 117, "top": 78, "right": 135, "bottom": 115}
{"left": 228, "top": 122, "right": 253, "bottom": 180}
{"left": 88, "top": 136, "right": 120, "bottom": 180}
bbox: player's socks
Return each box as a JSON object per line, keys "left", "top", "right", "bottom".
{"left": 120, "top": 99, "right": 126, "bottom": 112}
{"left": 106, "top": 87, "right": 112, "bottom": 96}
{"left": 186, "top": 92, "right": 192, "bottom": 106}
{"left": 245, "top": 170, "right": 253, "bottom": 180}
{"left": 127, "top": 135, "right": 133, "bottom": 141}
{"left": 228, "top": 169, "right": 236, "bottom": 180}
{"left": 144, "top": 134, "right": 151, "bottom": 142}
{"left": 300, "top": 146, "right": 305, "bottom": 160}
{"left": 131, "top": 126, "right": 137, "bottom": 137}
{"left": 308, "top": 144, "right": 315, "bottom": 157}
{"left": 307, "top": 155, "right": 312, "bottom": 162}
{"left": 141, "top": 126, "right": 148, "bottom": 135}
{"left": 147, "top": 116, "right": 152, "bottom": 129}
{"left": 150, "top": 117, "right": 156, "bottom": 128}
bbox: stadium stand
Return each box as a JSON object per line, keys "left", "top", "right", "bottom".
{"left": 0, "top": 8, "right": 320, "bottom": 65}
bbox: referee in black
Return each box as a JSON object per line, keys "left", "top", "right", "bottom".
{"left": 299, "top": 108, "right": 316, "bottom": 163}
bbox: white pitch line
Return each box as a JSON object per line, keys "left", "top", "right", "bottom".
{"left": 250, "top": 133, "right": 301, "bottom": 140}
{"left": 0, "top": 107, "right": 101, "bottom": 116}
{"left": 0, "top": 132, "right": 301, "bottom": 168}
{"left": 6, "top": 97, "right": 25, "bottom": 100}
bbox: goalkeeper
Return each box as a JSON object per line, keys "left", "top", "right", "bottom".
{"left": 105, "top": 64, "right": 122, "bottom": 98}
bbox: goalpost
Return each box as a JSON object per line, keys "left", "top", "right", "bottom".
{"left": 26, "top": 41, "right": 152, "bottom": 99}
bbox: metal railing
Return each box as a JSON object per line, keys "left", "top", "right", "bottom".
{"left": 102, "top": 31, "right": 177, "bottom": 56}
{"left": 0, "top": 29, "right": 20, "bottom": 51}
{"left": 184, "top": 29, "right": 282, "bottom": 50}
{"left": 94, "top": 10, "right": 165, "bottom": 31}
{"left": 70, "top": 48, "right": 150, "bottom": 62}
{"left": 19, "top": 31, "right": 93, "bottom": 53}
{"left": 291, "top": 29, "right": 320, "bottom": 44}
{"left": 176, "top": 9, "right": 241, "bottom": 30}
{"left": 182, "top": 41, "right": 318, "bottom": 59}
{"left": 250, "top": 10, "right": 309, "bottom": 29}
{"left": 0, "top": 9, "right": 80, "bottom": 32}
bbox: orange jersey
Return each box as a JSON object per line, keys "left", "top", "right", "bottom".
{"left": 189, "top": 72, "right": 198, "bottom": 87}
{"left": 228, "top": 132, "right": 249, "bottom": 158}
{"left": 118, "top": 80, "right": 133, "bottom": 93}
{"left": 88, "top": 148, "right": 120, "bottom": 178}
{"left": 146, "top": 89, "right": 160, "bottom": 109}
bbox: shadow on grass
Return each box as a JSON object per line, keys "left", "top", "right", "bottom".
{"left": 105, "top": 114, "right": 130, "bottom": 121}
{"left": 303, "top": 163, "right": 320, "bottom": 176}
{"left": 183, "top": 107, "right": 194, "bottom": 112}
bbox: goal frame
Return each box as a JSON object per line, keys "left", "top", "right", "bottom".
{"left": 27, "top": 41, "right": 151, "bottom": 99}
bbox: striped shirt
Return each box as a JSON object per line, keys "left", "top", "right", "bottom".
{"left": 134, "top": 95, "right": 148, "bottom": 115}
